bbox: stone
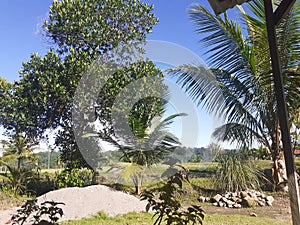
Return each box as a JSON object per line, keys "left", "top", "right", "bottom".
{"left": 231, "top": 197, "right": 239, "bottom": 202}
{"left": 265, "top": 196, "right": 274, "bottom": 204}
{"left": 249, "top": 192, "right": 257, "bottom": 199}
{"left": 258, "top": 201, "right": 265, "bottom": 207}
{"left": 240, "top": 191, "right": 248, "bottom": 198}
{"left": 250, "top": 212, "right": 258, "bottom": 217}
{"left": 205, "top": 197, "right": 211, "bottom": 202}
{"left": 221, "top": 197, "right": 228, "bottom": 203}
{"left": 218, "top": 201, "right": 225, "bottom": 207}
{"left": 224, "top": 193, "right": 231, "bottom": 199}
{"left": 213, "top": 202, "right": 218, "bottom": 206}
{"left": 242, "top": 197, "right": 256, "bottom": 207}
{"left": 233, "top": 203, "right": 242, "bottom": 208}
{"left": 198, "top": 196, "right": 206, "bottom": 203}
{"left": 231, "top": 192, "right": 238, "bottom": 197}
{"left": 212, "top": 194, "right": 222, "bottom": 203}
{"left": 227, "top": 200, "right": 235, "bottom": 206}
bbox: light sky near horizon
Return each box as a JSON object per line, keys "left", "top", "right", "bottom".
{"left": 0, "top": 0, "right": 243, "bottom": 150}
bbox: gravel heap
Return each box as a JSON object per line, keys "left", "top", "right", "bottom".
{"left": 1, "top": 185, "right": 148, "bottom": 224}
{"left": 198, "top": 190, "right": 275, "bottom": 208}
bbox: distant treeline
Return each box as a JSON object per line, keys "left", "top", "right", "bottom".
{"left": 35, "top": 151, "right": 60, "bottom": 169}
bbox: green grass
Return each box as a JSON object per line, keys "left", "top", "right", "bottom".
{"left": 295, "top": 157, "right": 300, "bottom": 167}
{"left": 60, "top": 211, "right": 290, "bottom": 225}
{"left": 204, "top": 214, "right": 291, "bottom": 225}
{"left": 60, "top": 212, "right": 153, "bottom": 225}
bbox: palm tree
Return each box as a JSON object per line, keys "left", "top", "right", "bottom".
{"left": 119, "top": 112, "right": 184, "bottom": 195}
{"left": 1, "top": 133, "right": 37, "bottom": 169}
{"left": 169, "top": 0, "right": 299, "bottom": 187}
{"left": 108, "top": 94, "right": 185, "bottom": 194}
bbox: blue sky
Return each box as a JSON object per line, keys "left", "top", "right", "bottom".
{"left": 0, "top": 0, "right": 242, "bottom": 148}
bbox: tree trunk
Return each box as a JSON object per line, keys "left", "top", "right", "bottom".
{"left": 270, "top": 128, "right": 288, "bottom": 191}
{"left": 17, "top": 157, "right": 21, "bottom": 169}
{"left": 135, "top": 185, "right": 141, "bottom": 195}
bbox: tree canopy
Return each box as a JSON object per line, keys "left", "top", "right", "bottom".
{"left": 0, "top": 0, "right": 162, "bottom": 169}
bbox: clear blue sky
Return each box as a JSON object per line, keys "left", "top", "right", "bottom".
{"left": 0, "top": 0, "right": 241, "bottom": 148}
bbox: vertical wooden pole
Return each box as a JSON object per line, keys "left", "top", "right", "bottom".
{"left": 263, "top": 0, "right": 300, "bottom": 224}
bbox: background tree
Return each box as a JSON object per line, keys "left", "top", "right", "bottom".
{"left": 170, "top": 0, "right": 300, "bottom": 187}
{"left": 8, "top": 0, "right": 159, "bottom": 169}
{"left": 1, "top": 133, "right": 37, "bottom": 169}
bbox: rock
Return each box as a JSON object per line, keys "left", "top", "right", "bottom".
{"left": 231, "top": 197, "right": 239, "bottom": 202}
{"left": 231, "top": 192, "right": 238, "bottom": 197}
{"left": 198, "top": 196, "right": 206, "bottom": 203}
{"left": 213, "top": 202, "right": 218, "bottom": 206}
{"left": 224, "top": 193, "right": 231, "bottom": 199}
{"left": 210, "top": 191, "right": 272, "bottom": 208}
{"left": 265, "top": 196, "right": 274, "bottom": 205}
{"left": 218, "top": 201, "right": 225, "bottom": 207}
{"left": 212, "top": 194, "right": 222, "bottom": 203}
{"left": 250, "top": 212, "right": 257, "bottom": 217}
{"left": 240, "top": 191, "right": 248, "bottom": 198}
{"left": 242, "top": 197, "right": 256, "bottom": 207}
{"left": 227, "top": 200, "right": 235, "bottom": 206}
{"left": 221, "top": 197, "right": 228, "bottom": 203}
{"left": 233, "top": 203, "right": 242, "bottom": 208}
{"left": 258, "top": 201, "right": 265, "bottom": 206}
{"left": 249, "top": 192, "right": 257, "bottom": 199}
{"left": 205, "top": 197, "right": 211, "bottom": 202}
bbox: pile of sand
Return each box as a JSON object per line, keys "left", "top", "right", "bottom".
{"left": 0, "top": 185, "right": 148, "bottom": 224}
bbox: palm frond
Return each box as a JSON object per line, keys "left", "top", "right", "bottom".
{"left": 188, "top": 4, "right": 254, "bottom": 78}
{"left": 213, "top": 122, "right": 269, "bottom": 149}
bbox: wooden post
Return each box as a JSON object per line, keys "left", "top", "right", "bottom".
{"left": 263, "top": 0, "right": 300, "bottom": 224}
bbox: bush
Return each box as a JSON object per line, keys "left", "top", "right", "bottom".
{"left": 11, "top": 198, "right": 64, "bottom": 225}
{"left": 0, "top": 164, "right": 38, "bottom": 196}
{"left": 55, "top": 168, "right": 96, "bottom": 188}
{"left": 141, "top": 171, "right": 204, "bottom": 225}
{"left": 215, "top": 150, "right": 261, "bottom": 192}
{"left": 26, "top": 172, "right": 56, "bottom": 196}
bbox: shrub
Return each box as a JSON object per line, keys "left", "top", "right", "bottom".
{"left": 26, "top": 172, "right": 56, "bottom": 196}
{"left": 215, "top": 150, "right": 261, "bottom": 192}
{"left": 141, "top": 171, "right": 204, "bottom": 225}
{"left": 11, "top": 198, "right": 64, "bottom": 225}
{"left": 55, "top": 168, "right": 96, "bottom": 188}
{"left": 0, "top": 164, "right": 37, "bottom": 196}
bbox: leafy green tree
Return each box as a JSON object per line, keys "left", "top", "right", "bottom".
{"left": 170, "top": 0, "right": 300, "bottom": 187}
{"left": 9, "top": 0, "right": 159, "bottom": 169}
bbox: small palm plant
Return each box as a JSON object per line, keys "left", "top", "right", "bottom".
{"left": 119, "top": 113, "right": 185, "bottom": 194}
{"left": 215, "top": 150, "right": 261, "bottom": 192}
{"left": 0, "top": 162, "right": 35, "bottom": 196}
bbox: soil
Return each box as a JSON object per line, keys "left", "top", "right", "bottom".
{"left": 0, "top": 186, "right": 294, "bottom": 224}
{"left": 202, "top": 192, "right": 292, "bottom": 222}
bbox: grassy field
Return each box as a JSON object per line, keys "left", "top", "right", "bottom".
{"left": 60, "top": 211, "right": 291, "bottom": 225}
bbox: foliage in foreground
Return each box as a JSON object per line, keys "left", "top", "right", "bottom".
{"left": 141, "top": 171, "right": 204, "bottom": 225}
{"left": 11, "top": 198, "right": 64, "bottom": 225}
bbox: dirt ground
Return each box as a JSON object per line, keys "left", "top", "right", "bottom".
{"left": 202, "top": 192, "right": 292, "bottom": 222}
{"left": 0, "top": 188, "right": 294, "bottom": 224}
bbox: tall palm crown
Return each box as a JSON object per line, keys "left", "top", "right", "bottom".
{"left": 170, "top": 0, "right": 300, "bottom": 160}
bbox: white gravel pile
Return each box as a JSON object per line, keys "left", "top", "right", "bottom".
{"left": 0, "top": 185, "right": 149, "bottom": 224}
